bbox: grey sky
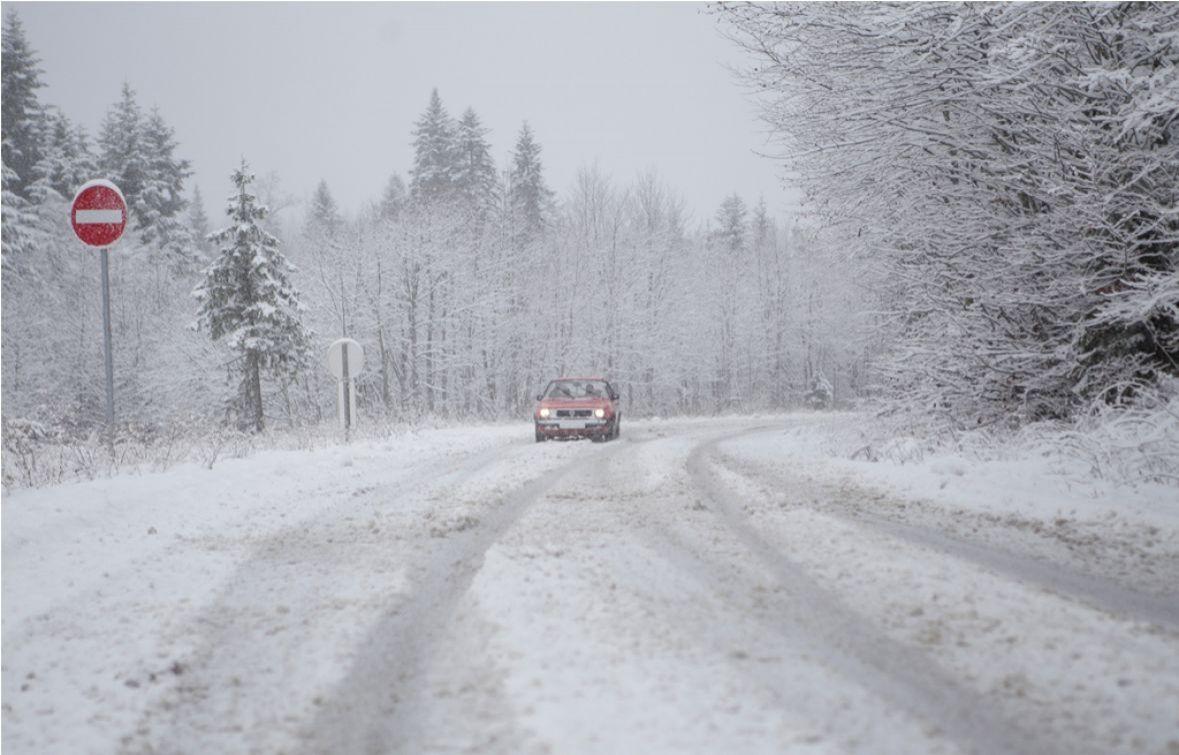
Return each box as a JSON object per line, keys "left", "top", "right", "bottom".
{"left": 14, "top": 2, "right": 798, "bottom": 226}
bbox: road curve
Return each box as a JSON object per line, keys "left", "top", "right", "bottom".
{"left": 124, "top": 417, "right": 1179, "bottom": 755}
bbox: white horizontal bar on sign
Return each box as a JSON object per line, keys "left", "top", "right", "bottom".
{"left": 75, "top": 209, "right": 123, "bottom": 224}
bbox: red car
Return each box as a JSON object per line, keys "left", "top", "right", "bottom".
{"left": 534, "top": 377, "right": 622, "bottom": 442}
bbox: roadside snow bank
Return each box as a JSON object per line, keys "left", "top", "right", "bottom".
{"left": 740, "top": 411, "right": 1178, "bottom": 529}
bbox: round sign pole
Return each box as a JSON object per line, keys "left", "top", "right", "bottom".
{"left": 341, "top": 341, "right": 352, "bottom": 442}
{"left": 71, "top": 180, "right": 128, "bottom": 427}
{"left": 326, "top": 338, "right": 364, "bottom": 442}
{"left": 99, "top": 246, "right": 115, "bottom": 425}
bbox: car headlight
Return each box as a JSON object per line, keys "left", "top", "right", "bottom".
{"left": 539, "top": 408, "right": 551, "bottom": 418}
{"left": 594, "top": 408, "right": 605, "bottom": 418}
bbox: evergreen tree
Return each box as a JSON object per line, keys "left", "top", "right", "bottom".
{"left": 139, "top": 107, "right": 192, "bottom": 231}
{"left": 138, "top": 107, "right": 196, "bottom": 265}
{"left": 98, "top": 83, "right": 146, "bottom": 205}
{"left": 306, "top": 179, "right": 342, "bottom": 238}
{"left": 1, "top": 162, "right": 32, "bottom": 265}
{"left": 35, "top": 108, "right": 94, "bottom": 201}
{"left": 508, "top": 122, "right": 553, "bottom": 246}
{"left": 1, "top": 12, "right": 46, "bottom": 265}
{"left": 409, "top": 88, "right": 457, "bottom": 204}
{"left": 98, "top": 90, "right": 195, "bottom": 263}
{"left": 1, "top": 12, "right": 45, "bottom": 200}
{"left": 751, "top": 196, "right": 771, "bottom": 253}
{"left": 714, "top": 194, "right": 748, "bottom": 257}
{"left": 453, "top": 107, "right": 498, "bottom": 219}
{"left": 379, "top": 173, "right": 406, "bottom": 222}
{"left": 188, "top": 185, "right": 212, "bottom": 256}
{"left": 194, "top": 159, "right": 310, "bottom": 432}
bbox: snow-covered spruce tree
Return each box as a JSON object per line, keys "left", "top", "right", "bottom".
{"left": 97, "top": 83, "right": 147, "bottom": 206}
{"left": 453, "top": 107, "right": 499, "bottom": 223}
{"left": 507, "top": 122, "right": 554, "bottom": 249}
{"left": 378, "top": 173, "right": 407, "bottom": 222}
{"left": 97, "top": 85, "right": 196, "bottom": 267}
{"left": 1, "top": 12, "right": 45, "bottom": 201}
{"left": 194, "top": 160, "right": 311, "bottom": 432}
{"left": 1, "top": 11, "right": 47, "bottom": 267}
{"left": 409, "top": 88, "right": 458, "bottom": 205}
{"left": 139, "top": 107, "right": 196, "bottom": 267}
{"left": 302, "top": 179, "right": 359, "bottom": 338}
{"left": 36, "top": 108, "right": 95, "bottom": 200}
{"left": 306, "top": 179, "right": 342, "bottom": 239}
{"left": 188, "top": 185, "right": 212, "bottom": 257}
{"left": 711, "top": 194, "right": 748, "bottom": 405}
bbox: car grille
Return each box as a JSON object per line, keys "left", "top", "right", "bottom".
{"left": 555, "top": 409, "right": 593, "bottom": 418}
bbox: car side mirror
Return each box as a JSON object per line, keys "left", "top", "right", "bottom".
{"left": 611, "top": 393, "right": 620, "bottom": 401}
{"left": 536, "top": 394, "right": 544, "bottom": 401}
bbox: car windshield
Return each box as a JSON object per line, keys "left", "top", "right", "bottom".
{"left": 544, "top": 380, "right": 609, "bottom": 400}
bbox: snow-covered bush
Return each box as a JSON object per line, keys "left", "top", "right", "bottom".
{"left": 805, "top": 373, "right": 833, "bottom": 410}
{"left": 2, "top": 418, "right": 57, "bottom": 487}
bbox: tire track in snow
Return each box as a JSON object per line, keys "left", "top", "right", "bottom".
{"left": 573, "top": 423, "right": 971, "bottom": 752}
{"left": 684, "top": 429, "right": 1070, "bottom": 755}
{"left": 711, "top": 448, "right": 1179, "bottom": 629}
{"left": 294, "top": 435, "right": 646, "bottom": 754}
{"left": 126, "top": 435, "right": 530, "bottom": 753}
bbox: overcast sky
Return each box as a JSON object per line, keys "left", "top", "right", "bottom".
{"left": 14, "top": 2, "right": 799, "bottom": 226}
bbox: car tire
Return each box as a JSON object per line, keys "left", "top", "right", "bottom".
{"left": 535, "top": 426, "right": 545, "bottom": 443}
{"left": 613, "top": 417, "right": 621, "bottom": 440}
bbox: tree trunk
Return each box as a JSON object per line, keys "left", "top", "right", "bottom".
{"left": 248, "top": 351, "right": 264, "bottom": 433}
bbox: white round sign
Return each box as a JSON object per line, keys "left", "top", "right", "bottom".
{"left": 326, "top": 338, "right": 364, "bottom": 380}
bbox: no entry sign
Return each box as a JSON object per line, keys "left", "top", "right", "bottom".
{"left": 71, "top": 179, "right": 127, "bottom": 247}
{"left": 326, "top": 338, "right": 365, "bottom": 380}
{"left": 71, "top": 178, "right": 128, "bottom": 427}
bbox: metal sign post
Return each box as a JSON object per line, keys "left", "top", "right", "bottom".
{"left": 71, "top": 180, "right": 128, "bottom": 428}
{"left": 326, "top": 338, "right": 365, "bottom": 441}
{"left": 99, "top": 247, "right": 116, "bottom": 425}
{"left": 341, "top": 341, "right": 352, "bottom": 440}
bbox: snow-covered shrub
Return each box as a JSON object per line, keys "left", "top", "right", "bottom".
{"left": 1041, "top": 383, "right": 1179, "bottom": 486}
{"left": 2, "top": 418, "right": 57, "bottom": 487}
{"left": 805, "top": 373, "right": 833, "bottom": 410}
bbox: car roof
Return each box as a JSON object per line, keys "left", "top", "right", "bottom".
{"left": 554, "top": 376, "right": 608, "bottom": 382}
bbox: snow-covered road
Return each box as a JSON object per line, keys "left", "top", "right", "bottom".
{"left": 4, "top": 416, "right": 1177, "bottom": 754}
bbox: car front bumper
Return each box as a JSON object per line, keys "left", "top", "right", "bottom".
{"left": 536, "top": 419, "right": 609, "bottom": 438}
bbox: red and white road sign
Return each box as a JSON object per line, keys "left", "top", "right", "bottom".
{"left": 71, "top": 179, "right": 127, "bottom": 247}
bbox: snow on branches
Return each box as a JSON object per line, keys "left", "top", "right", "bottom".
{"left": 195, "top": 160, "right": 311, "bottom": 432}
{"left": 720, "top": 2, "right": 1179, "bottom": 429}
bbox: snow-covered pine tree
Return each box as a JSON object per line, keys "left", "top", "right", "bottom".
{"left": 303, "top": 179, "right": 357, "bottom": 336}
{"left": 711, "top": 193, "right": 749, "bottom": 405}
{"left": 379, "top": 173, "right": 407, "bottom": 222}
{"left": 715, "top": 194, "right": 747, "bottom": 258}
{"left": 306, "top": 179, "right": 342, "bottom": 238}
{"left": 35, "top": 108, "right": 94, "bottom": 200}
{"left": 1, "top": 12, "right": 45, "bottom": 201}
{"left": 409, "top": 89, "right": 457, "bottom": 205}
{"left": 98, "top": 83, "right": 147, "bottom": 207}
{"left": 188, "top": 185, "right": 212, "bottom": 256}
{"left": 453, "top": 107, "right": 499, "bottom": 222}
{"left": 194, "top": 159, "right": 311, "bottom": 432}
{"left": 138, "top": 106, "right": 195, "bottom": 265}
{"left": 1, "top": 11, "right": 47, "bottom": 265}
{"left": 507, "top": 122, "right": 554, "bottom": 248}
{"left": 1, "top": 161, "right": 33, "bottom": 265}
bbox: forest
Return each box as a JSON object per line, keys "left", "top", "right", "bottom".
{"left": 3, "top": 3, "right": 1177, "bottom": 484}
{"left": 1, "top": 12, "right": 858, "bottom": 439}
